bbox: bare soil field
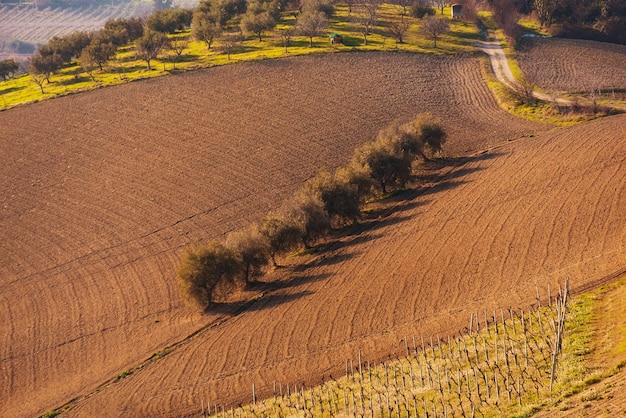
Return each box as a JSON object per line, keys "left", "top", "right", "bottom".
{"left": 0, "top": 51, "right": 577, "bottom": 417}
{"left": 65, "top": 113, "right": 626, "bottom": 417}
{"left": 517, "top": 37, "right": 626, "bottom": 93}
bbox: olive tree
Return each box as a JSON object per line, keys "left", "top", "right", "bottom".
{"left": 240, "top": 7, "right": 276, "bottom": 41}
{"left": 29, "top": 47, "right": 63, "bottom": 83}
{"left": 420, "top": 15, "right": 450, "bottom": 47}
{"left": 302, "top": 170, "right": 362, "bottom": 227}
{"left": 79, "top": 49, "right": 98, "bottom": 81}
{"left": 81, "top": 34, "right": 117, "bottom": 71}
{"left": 301, "top": 0, "right": 335, "bottom": 18}
{"left": 0, "top": 59, "right": 19, "bottom": 81}
{"left": 147, "top": 8, "right": 193, "bottom": 33}
{"left": 136, "top": 29, "right": 170, "bottom": 70}
{"left": 46, "top": 31, "right": 92, "bottom": 64}
{"left": 388, "top": 15, "right": 410, "bottom": 45}
{"left": 103, "top": 17, "right": 145, "bottom": 46}
{"left": 354, "top": 139, "right": 412, "bottom": 195}
{"left": 218, "top": 32, "right": 242, "bottom": 59}
{"left": 225, "top": 225, "right": 270, "bottom": 284}
{"left": 260, "top": 212, "right": 303, "bottom": 266}
{"left": 240, "top": 0, "right": 281, "bottom": 42}
{"left": 402, "top": 113, "right": 447, "bottom": 159}
{"left": 30, "top": 73, "right": 48, "bottom": 94}
{"left": 168, "top": 36, "right": 189, "bottom": 68}
{"left": 176, "top": 242, "right": 241, "bottom": 308}
{"left": 352, "top": 114, "right": 447, "bottom": 195}
{"left": 192, "top": 11, "right": 222, "bottom": 48}
{"left": 297, "top": 11, "right": 329, "bottom": 46}
{"left": 285, "top": 197, "right": 331, "bottom": 248}
{"left": 352, "top": 0, "right": 381, "bottom": 45}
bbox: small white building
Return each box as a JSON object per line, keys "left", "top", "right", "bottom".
{"left": 451, "top": 4, "right": 463, "bottom": 19}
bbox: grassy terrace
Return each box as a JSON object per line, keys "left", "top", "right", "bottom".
{"left": 0, "top": 5, "right": 481, "bottom": 109}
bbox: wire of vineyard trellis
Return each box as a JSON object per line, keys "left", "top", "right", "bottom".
{"left": 202, "top": 283, "right": 570, "bottom": 417}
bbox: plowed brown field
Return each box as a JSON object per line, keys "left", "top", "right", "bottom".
{"left": 517, "top": 37, "right": 626, "bottom": 92}
{"left": 65, "top": 114, "right": 626, "bottom": 416}
{"left": 1, "top": 51, "right": 612, "bottom": 417}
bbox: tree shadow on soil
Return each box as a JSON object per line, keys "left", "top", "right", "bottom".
{"left": 252, "top": 272, "right": 332, "bottom": 291}
{"left": 207, "top": 152, "right": 505, "bottom": 317}
{"left": 430, "top": 150, "right": 505, "bottom": 168}
{"left": 297, "top": 152, "right": 506, "bottom": 273}
{"left": 417, "top": 166, "right": 484, "bottom": 184}
{"left": 242, "top": 290, "right": 315, "bottom": 312}
{"left": 207, "top": 273, "right": 330, "bottom": 315}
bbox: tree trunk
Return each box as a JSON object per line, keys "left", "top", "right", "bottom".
{"left": 309, "top": 36, "right": 313, "bottom": 47}
{"left": 146, "top": 59, "right": 151, "bottom": 70}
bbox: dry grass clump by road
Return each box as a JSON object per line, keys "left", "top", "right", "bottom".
{"left": 0, "top": 52, "right": 548, "bottom": 418}
{"left": 516, "top": 37, "right": 626, "bottom": 96}
{"left": 64, "top": 113, "right": 626, "bottom": 416}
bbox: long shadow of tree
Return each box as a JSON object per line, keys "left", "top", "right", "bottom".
{"left": 207, "top": 151, "right": 505, "bottom": 317}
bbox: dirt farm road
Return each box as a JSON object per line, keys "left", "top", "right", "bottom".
{"left": 477, "top": 35, "right": 573, "bottom": 105}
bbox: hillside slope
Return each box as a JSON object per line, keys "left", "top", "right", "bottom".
{"left": 517, "top": 38, "right": 626, "bottom": 92}
{"left": 68, "top": 114, "right": 625, "bottom": 416}
{"left": 0, "top": 52, "right": 547, "bottom": 417}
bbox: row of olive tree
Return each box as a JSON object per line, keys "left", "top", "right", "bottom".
{"left": 28, "top": 17, "right": 142, "bottom": 90}
{"left": 28, "top": 9, "right": 195, "bottom": 90}
{"left": 25, "top": 0, "right": 454, "bottom": 90}
{"left": 190, "top": 0, "right": 334, "bottom": 50}
{"left": 177, "top": 113, "right": 446, "bottom": 309}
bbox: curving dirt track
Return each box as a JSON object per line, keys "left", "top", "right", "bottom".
{"left": 0, "top": 51, "right": 570, "bottom": 417}
{"left": 517, "top": 37, "right": 626, "bottom": 93}
{"left": 67, "top": 113, "right": 626, "bottom": 416}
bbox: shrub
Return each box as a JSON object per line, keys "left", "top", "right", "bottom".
{"left": 0, "top": 58, "right": 20, "bottom": 81}
{"left": 410, "top": 5, "right": 435, "bottom": 18}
